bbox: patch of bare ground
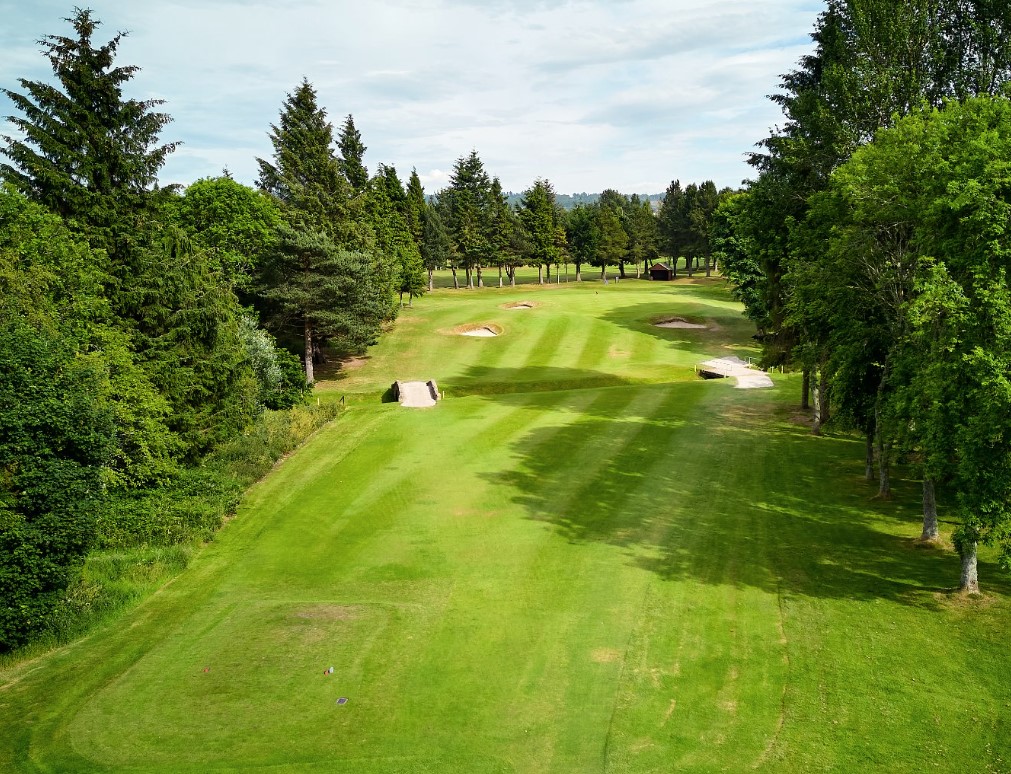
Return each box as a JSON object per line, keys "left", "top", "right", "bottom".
{"left": 591, "top": 647, "right": 621, "bottom": 663}
{"left": 339, "top": 355, "right": 369, "bottom": 370}
{"left": 501, "top": 301, "right": 537, "bottom": 310}
{"left": 932, "top": 589, "right": 1000, "bottom": 610}
{"left": 292, "top": 605, "right": 361, "bottom": 621}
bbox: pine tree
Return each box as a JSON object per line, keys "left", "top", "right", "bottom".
{"left": 338, "top": 114, "right": 369, "bottom": 194}
{"left": 1, "top": 8, "right": 178, "bottom": 273}
{"left": 257, "top": 81, "right": 389, "bottom": 383}
{"left": 519, "top": 179, "right": 558, "bottom": 283}
{"left": 420, "top": 207, "right": 452, "bottom": 290}
{"left": 405, "top": 168, "right": 426, "bottom": 245}
{"left": 440, "top": 150, "right": 493, "bottom": 287}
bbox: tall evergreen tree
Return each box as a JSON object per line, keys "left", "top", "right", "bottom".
{"left": 420, "top": 207, "right": 452, "bottom": 290}
{"left": 405, "top": 168, "right": 426, "bottom": 246}
{"left": 0, "top": 8, "right": 177, "bottom": 285}
{"left": 337, "top": 114, "right": 369, "bottom": 194}
{"left": 518, "top": 179, "right": 558, "bottom": 284}
{"left": 439, "top": 150, "right": 493, "bottom": 288}
{"left": 257, "top": 81, "right": 390, "bottom": 383}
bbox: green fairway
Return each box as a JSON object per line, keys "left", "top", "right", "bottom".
{"left": 2, "top": 278, "right": 1011, "bottom": 772}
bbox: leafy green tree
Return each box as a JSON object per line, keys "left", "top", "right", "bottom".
{"left": 0, "top": 189, "right": 182, "bottom": 648}
{"left": 623, "top": 194, "right": 658, "bottom": 278}
{"left": 566, "top": 203, "right": 599, "bottom": 282}
{"left": 170, "top": 176, "right": 281, "bottom": 290}
{"left": 819, "top": 96, "right": 1011, "bottom": 591}
{"left": 236, "top": 313, "right": 307, "bottom": 410}
{"left": 0, "top": 323, "right": 115, "bottom": 650}
{"left": 594, "top": 203, "right": 627, "bottom": 280}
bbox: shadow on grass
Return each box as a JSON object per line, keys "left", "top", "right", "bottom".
{"left": 449, "top": 365, "right": 642, "bottom": 398}
{"left": 600, "top": 298, "right": 759, "bottom": 358}
{"left": 475, "top": 379, "right": 1009, "bottom": 608}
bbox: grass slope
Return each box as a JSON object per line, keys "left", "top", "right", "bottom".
{"left": 1, "top": 277, "right": 1010, "bottom": 772}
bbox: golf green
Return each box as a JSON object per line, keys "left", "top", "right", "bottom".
{"left": 2, "top": 278, "right": 1010, "bottom": 772}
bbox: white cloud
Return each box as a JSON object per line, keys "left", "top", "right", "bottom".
{"left": 0, "top": 0, "right": 823, "bottom": 195}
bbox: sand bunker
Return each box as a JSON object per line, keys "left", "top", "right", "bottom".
{"left": 462, "top": 327, "right": 498, "bottom": 337}
{"left": 655, "top": 317, "right": 708, "bottom": 329}
{"left": 503, "top": 301, "right": 536, "bottom": 310}
{"left": 698, "top": 356, "right": 774, "bottom": 389}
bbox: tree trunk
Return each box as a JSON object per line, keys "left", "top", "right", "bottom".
{"left": 812, "top": 367, "right": 829, "bottom": 435}
{"left": 498, "top": 265, "right": 503, "bottom": 287}
{"left": 466, "top": 266, "right": 473, "bottom": 289}
{"left": 303, "top": 321, "right": 314, "bottom": 385}
{"left": 801, "top": 369, "right": 811, "bottom": 410}
{"left": 576, "top": 262, "right": 582, "bottom": 282}
{"left": 538, "top": 264, "right": 543, "bottom": 284}
{"left": 877, "top": 435, "right": 891, "bottom": 499}
{"left": 812, "top": 377, "right": 823, "bottom": 436}
{"left": 705, "top": 254, "right": 712, "bottom": 277}
{"left": 452, "top": 267, "right": 459, "bottom": 289}
{"left": 477, "top": 265, "right": 483, "bottom": 287}
{"left": 959, "top": 539, "right": 979, "bottom": 594}
{"left": 817, "top": 370, "right": 830, "bottom": 425}
{"left": 687, "top": 255, "right": 694, "bottom": 278}
{"left": 921, "top": 477, "right": 939, "bottom": 541}
{"left": 619, "top": 261, "right": 626, "bottom": 278}
{"left": 865, "top": 431, "right": 875, "bottom": 482}
{"left": 546, "top": 264, "right": 551, "bottom": 282}
{"left": 671, "top": 257, "right": 678, "bottom": 278}
{"left": 427, "top": 267, "right": 434, "bottom": 291}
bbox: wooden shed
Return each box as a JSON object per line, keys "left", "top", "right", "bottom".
{"left": 650, "top": 262, "right": 674, "bottom": 281}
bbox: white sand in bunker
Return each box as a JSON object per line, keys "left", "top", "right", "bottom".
{"left": 460, "top": 327, "right": 499, "bottom": 337}
{"left": 698, "top": 356, "right": 774, "bottom": 389}
{"left": 655, "top": 317, "right": 708, "bottom": 329}
{"left": 502, "top": 301, "right": 536, "bottom": 310}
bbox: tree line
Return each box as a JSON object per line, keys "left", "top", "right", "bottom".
{"left": 422, "top": 153, "right": 727, "bottom": 288}
{"left": 714, "top": 0, "right": 1011, "bottom": 592}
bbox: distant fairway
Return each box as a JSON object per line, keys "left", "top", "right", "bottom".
{"left": 2, "top": 278, "right": 1011, "bottom": 772}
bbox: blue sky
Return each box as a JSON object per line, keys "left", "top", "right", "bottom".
{"left": 0, "top": 1, "right": 823, "bottom": 195}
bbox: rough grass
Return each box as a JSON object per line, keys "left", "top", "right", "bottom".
{"left": 1, "top": 276, "right": 1010, "bottom": 772}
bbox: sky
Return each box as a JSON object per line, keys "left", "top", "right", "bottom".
{"left": 0, "top": 1, "right": 824, "bottom": 196}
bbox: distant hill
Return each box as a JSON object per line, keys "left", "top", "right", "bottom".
{"left": 502, "top": 191, "right": 664, "bottom": 210}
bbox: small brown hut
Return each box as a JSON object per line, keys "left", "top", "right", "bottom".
{"left": 650, "top": 262, "right": 674, "bottom": 281}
